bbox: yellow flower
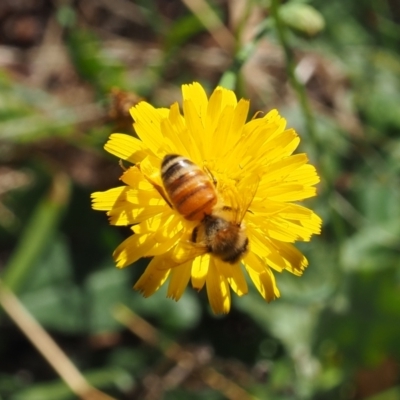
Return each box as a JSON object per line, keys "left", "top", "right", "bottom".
{"left": 91, "top": 82, "right": 322, "bottom": 314}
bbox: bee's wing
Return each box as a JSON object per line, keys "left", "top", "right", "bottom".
{"left": 172, "top": 239, "right": 208, "bottom": 263}
{"left": 238, "top": 175, "right": 260, "bottom": 221}
{"left": 222, "top": 175, "right": 260, "bottom": 224}
{"left": 155, "top": 236, "right": 207, "bottom": 270}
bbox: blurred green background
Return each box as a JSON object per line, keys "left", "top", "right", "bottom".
{"left": 1, "top": 0, "right": 400, "bottom": 399}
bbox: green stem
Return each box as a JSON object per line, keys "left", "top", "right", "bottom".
{"left": 270, "top": 0, "right": 319, "bottom": 160}
{"left": 270, "top": 0, "right": 348, "bottom": 243}
{"left": 219, "top": 18, "right": 272, "bottom": 90}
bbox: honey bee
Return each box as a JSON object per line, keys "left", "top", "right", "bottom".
{"left": 161, "top": 154, "right": 251, "bottom": 264}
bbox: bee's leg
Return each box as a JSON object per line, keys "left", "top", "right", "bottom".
{"left": 190, "top": 225, "right": 211, "bottom": 253}
{"left": 119, "top": 160, "right": 127, "bottom": 171}
{"left": 191, "top": 226, "right": 199, "bottom": 243}
{"left": 203, "top": 165, "right": 217, "bottom": 187}
{"left": 133, "top": 162, "right": 171, "bottom": 208}
{"left": 152, "top": 182, "right": 172, "bottom": 208}
{"left": 142, "top": 175, "right": 172, "bottom": 208}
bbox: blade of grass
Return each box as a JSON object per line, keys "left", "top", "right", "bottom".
{"left": 14, "top": 367, "right": 132, "bottom": 400}
{"left": 182, "top": 0, "right": 235, "bottom": 51}
{"left": 0, "top": 281, "right": 115, "bottom": 400}
{"left": 1, "top": 170, "right": 70, "bottom": 293}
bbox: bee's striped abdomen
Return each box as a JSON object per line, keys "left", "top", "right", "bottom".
{"left": 161, "top": 154, "right": 217, "bottom": 221}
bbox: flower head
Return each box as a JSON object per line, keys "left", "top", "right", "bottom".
{"left": 91, "top": 82, "right": 322, "bottom": 314}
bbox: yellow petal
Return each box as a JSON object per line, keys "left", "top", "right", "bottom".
{"left": 120, "top": 166, "right": 154, "bottom": 190}
{"left": 258, "top": 154, "right": 309, "bottom": 186}
{"left": 262, "top": 183, "right": 317, "bottom": 202}
{"left": 256, "top": 129, "right": 300, "bottom": 166}
{"left": 214, "top": 258, "right": 248, "bottom": 296}
{"left": 191, "top": 254, "right": 210, "bottom": 290}
{"left": 102, "top": 171, "right": 167, "bottom": 225}
{"left": 183, "top": 98, "right": 206, "bottom": 159}
{"left": 247, "top": 226, "right": 287, "bottom": 272}
{"left": 205, "top": 86, "right": 223, "bottom": 142}
{"left": 207, "top": 103, "right": 235, "bottom": 161}
{"left": 182, "top": 83, "right": 208, "bottom": 159}
{"left": 168, "top": 103, "right": 202, "bottom": 163}
{"left": 146, "top": 230, "right": 183, "bottom": 258}
{"left": 252, "top": 202, "right": 313, "bottom": 220}
{"left": 182, "top": 82, "right": 215, "bottom": 159}
{"left": 224, "top": 115, "right": 290, "bottom": 176}
{"left": 130, "top": 102, "right": 169, "bottom": 154}
{"left": 160, "top": 114, "right": 190, "bottom": 157}
{"left": 143, "top": 229, "right": 182, "bottom": 257}
{"left": 228, "top": 98, "right": 249, "bottom": 145}
{"left": 262, "top": 112, "right": 286, "bottom": 140}
{"left": 138, "top": 155, "right": 164, "bottom": 185}
{"left": 255, "top": 218, "right": 307, "bottom": 243}
{"left": 216, "top": 86, "right": 237, "bottom": 108}
{"left": 171, "top": 239, "right": 206, "bottom": 265}
{"left": 168, "top": 102, "right": 186, "bottom": 133}
{"left": 247, "top": 225, "right": 274, "bottom": 260}
{"left": 264, "top": 218, "right": 319, "bottom": 242}
{"left": 104, "top": 133, "right": 149, "bottom": 163}
{"left": 92, "top": 184, "right": 166, "bottom": 226}
{"left": 167, "top": 261, "right": 192, "bottom": 301}
{"left": 133, "top": 256, "right": 171, "bottom": 297}
{"left": 91, "top": 187, "right": 127, "bottom": 211}
{"left": 133, "top": 212, "right": 177, "bottom": 235}
{"left": 243, "top": 252, "right": 280, "bottom": 301}
{"left": 300, "top": 211, "right": 322, "bottom": 236}
{"left": 204, "top": 87, "right": 240, "bottom": 160}
{"left": 286, "top": 164, "right": 320, "bottom": 186}
{"left": 270, "top": 240, "right": 308, "bottom": 275}
{"left": 130, "top": 213, "right": 183, "bottom": 257}
{"left": 182, "top": 82, "right": 208, "bottom": 120}
{"left": 206, "top": 257, "right": 231, "bottom": 314}
{"left": 113, "top": 233, "right": 156, "bottom": 268}
{"left": 107, "top": 203, "right": 166, "bottom": 226}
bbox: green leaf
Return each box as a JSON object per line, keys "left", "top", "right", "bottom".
{"left": 18, "top": 236, "right": 85, "bottom": 333}
{"left": 85, "top": 265, "right": 133, "bottom": 333}
{"left": 340, "top": 220, "right": 400, "bottom": 272}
